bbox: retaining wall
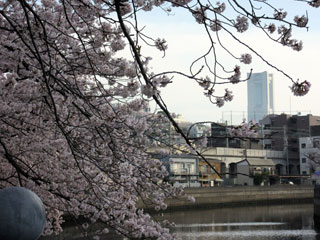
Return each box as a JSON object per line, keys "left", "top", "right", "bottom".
{"left": 314, "top": 185, "right": 320, "bottom": 229}
{"left": 140, "top": 185, "right": 314, "bottom": 212}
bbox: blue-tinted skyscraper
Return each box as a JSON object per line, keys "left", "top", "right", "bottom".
{"left": 247, "top": 71, "right": 274, "bottom": 122}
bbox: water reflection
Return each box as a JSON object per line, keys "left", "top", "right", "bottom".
{"left": 161, "top": 204, "right": 319, "bottom": 240}
{"left": 40, "top": 204, "right": 319, "bottom": 240}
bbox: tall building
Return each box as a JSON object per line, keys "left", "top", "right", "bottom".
{"left": 247, "top": 71, "right": 274, "bottom": 122}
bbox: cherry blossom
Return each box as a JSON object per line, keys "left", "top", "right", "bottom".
{"left": 213, "top": 2, "right": 226, "bottom": 13}
{"left": 309, "top": 0, "right": 320, "bottom": 8}
{"left": 210, "top": 20, "right": 222, "bottom": 32}
{"left": 267, "top": 23, "right": 276, "bottom": 34}
{"left": 229, "top": 65, "right": 241, "bottom": 84}
{"left": 235, "top": 16, "right": 249, "bottom": 32}
{"left": 155, "top": 38, "right": 168, "bottom": 52}
{"left": 198, "top": 76, "right": 211, "bottom": 90}
{"left": 274, "top": 9, "right": 288, "bottom": 20}
{"left": 229, "top": 120, "right": 259, "bottom": 138}
{"left": 240, "top": 54, "right": 252, "bottom": 64}
{"left": 0, "top": 0, "right": 315, "bottom": 239}
{"left": 193, "top": 7, "right": 207, "bottom": 24}
{"left": 294, "top": 15, "right": 309, "bottom": 27}
{"left": 290, "top": 80, "right": 311, "bottom": 96}
{"left": 215, "top": 97, "right": 225, "bottom": 107}
{"left": 224, "top": 89, "right": 233, "bottom": 102}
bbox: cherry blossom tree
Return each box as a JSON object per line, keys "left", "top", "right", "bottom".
{"left": 0, "top": 0, "right": 317, "bottom": 239}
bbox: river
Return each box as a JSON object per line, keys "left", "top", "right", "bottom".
{"left": 40, "top": 203, "right": 319, "bottom": 240}
{"left": 165, "top": 203, "right": 318, "bottom": 240}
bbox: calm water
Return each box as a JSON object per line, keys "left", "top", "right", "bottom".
{"left": 165, "top": 204, "right": 318, "bottom": 240}
{"left": 41, "top": 203, "right": 319, "bottom": 240}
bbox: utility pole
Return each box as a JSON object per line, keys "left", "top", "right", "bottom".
{"left": 188, "top": 164, "right": 191, "bottom": 188}
{"left": 226, "top": 126, "right": 229, "bottom": 148}
{"left": 261, "top": 124, "right": 264, "bottom": 150}
{"left": 284, "top": 125, "right": 289, "bottom": 175}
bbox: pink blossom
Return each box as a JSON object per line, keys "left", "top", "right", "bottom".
{"left": 142, "top": 2, "right": 153, "bottom": 11}
{"left": 309, "top": 0, "right": 320, "bottom": 8}
{"left": 235, "top": 16, "right": 249, "bottom": 33}
{"left": 240, "top": 53, "right": 252, "bottom": 64}
{"left": 155, "top": 38, "right": 168, "bottom": 51}
{"left": 210, "top": 20, "right": 222, "bottom": 32}
{"left": 119, "top": 2, "right": 132, "bottom": 15}
{"left": 192, "top": 7, "right": 206, "bottom": 24}
{"left": 110, "top": 39, "right": 126, "bottom": 51}
{"left": 0, "top": 1, "right": 315, "bottom": 239}
{"left": 216, "top": 97, "right": 225, "bottom": 107}
{"left": 294, "top": 15, "right": 308, "bottom": 27}
{"left": 290, "top": 80, "right": 311, "bottom": 96}
{"left": 229, "top": 120, "right": 259, "bottom": 138}
{"left": 290, "top": 40, "right": 303, "bottom": 51}
{"left": 267, "top": 23, "right": 276, "bottom": 34}
{"left": 213, "top": 2, "right": 226, "bottom": 13}
{"left": 274, "top": 9, "right": 287, "bottom": 20}
{"left": 159, "top": 76, "right": 171, "bottom": 87}
{"left": 229, "top": 65, "right": 241, "bottom": 84}
{"left": 224, "top": 89, "right": 233, "bottom": 102}
{"left": 170, "top": 0, "right": 193, "bottom": 6}
{"left": 141, "top": 84, "right": 158, "bottom": 98}
{"left": 198, "top": 76, "right": 211, "bottom": 90}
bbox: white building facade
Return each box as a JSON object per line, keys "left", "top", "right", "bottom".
{"left": 299, "top": 136, "right": 320, "bottom": 175}
{"left": 202, "top": 147, "right": 287, "bottom": 176}
{"left": 247, "top": 72, "right": 275, "bottom": 122}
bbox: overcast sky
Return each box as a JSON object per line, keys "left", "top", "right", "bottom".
{"left": 134, "top": 1, "right": 320, "bottom": 124}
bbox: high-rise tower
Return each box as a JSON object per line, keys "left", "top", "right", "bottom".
{"left": 247, "top": 71, "right": 274, "bottom": 122}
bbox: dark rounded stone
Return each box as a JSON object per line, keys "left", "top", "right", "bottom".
{"left": 0, "top": 187, "right": 46, "bottom": 240}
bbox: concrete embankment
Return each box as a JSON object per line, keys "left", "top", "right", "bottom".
{"left": 143, "top": 185, "right": 314, "bottom": 212}
{"left": 314, "top": 185, "right": 320, "bottom": 229}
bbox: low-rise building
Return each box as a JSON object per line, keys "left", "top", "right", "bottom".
{"left": 235, "top": 159, "right": 275, "bottom": 186}
{"left": 161, "top": 155, "right": 201, "bottom": 188}
{"left": 198, "top": 159, "right": 221, "bottom": 187}
{"left": 299, "top": 137, "right": 320, "bottom": 174}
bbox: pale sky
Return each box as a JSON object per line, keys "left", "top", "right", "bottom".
{"left": 133, "top": 1, "right": 320, "bottom": 124}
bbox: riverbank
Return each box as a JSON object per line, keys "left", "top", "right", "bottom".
{"left": 139, "top": 185, "right": 314, "bottom": 212}
{"left": 314, "top": 185, "right": 320, "bottom": 229}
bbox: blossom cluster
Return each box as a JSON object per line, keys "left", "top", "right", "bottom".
{"left": 234, "top": 16, "right": 249, "bottom": 33}
{"left": 229, "top": 120, "right": 259, "bottom": 138}
{"left": 294, "top": 15, "right": 308, "bottom": 27}
{"left": 240, "top": 54, "right": 252, "bottom": 64}
{"left": 210, "top": 20, "right": 222, "bottom": 32}
{"left": 274, "top": 9, "right": 287, "bottom": 20}
{"left": 0, "top": 0, "right": 315, "bottom": 238}
{"left": 0, "top": 1, "right": 183, "bottom": 239}
{"left": 290, "top": 80, "right": 311, "bottom": 96}
{"left": 213, "top": 2, "right": 226, "bottom": 13}
{"left": 277, "top": 26, "right": 303, "bottom": 51}
{"left": 229, "top": 65, "right": 241, "bottom": 84}
{"left": 155, "top": 38, "right": 168, "bottom": 52}
{"left": 308, "top": 0, "right": 320, "bottom": 8}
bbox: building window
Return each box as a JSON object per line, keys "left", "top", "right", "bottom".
{"left": 302, "top": 158, "right": 306, "bottom": 163}
{"left": 301, "top": 143, "right": 306, "bottom": 148}
{"left": 302, "top": 171, "right": 307, "bottom": 175}
{"left": 313, "top": 139, "right": 320, "bottom": 148}
{"left": 290, "top": 118, "right": 297, "bottom": 124}
{"left": 265, "top": 144, "right": 271, "bottom": 149}
{"left": 172, "top": 162, "right": 184, "bottom": 174}
{"left": 264, "top": 124, "right": 271, "bottom": 130}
